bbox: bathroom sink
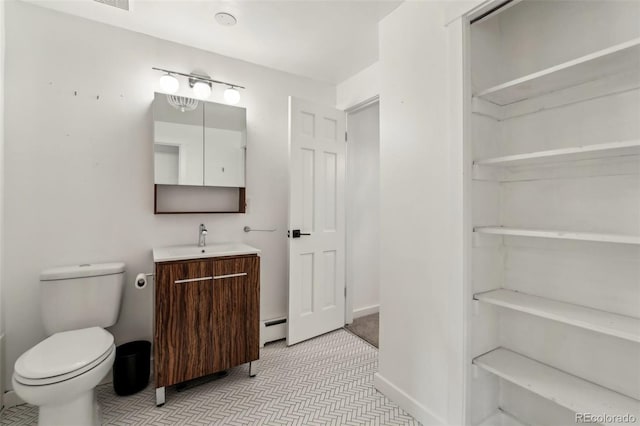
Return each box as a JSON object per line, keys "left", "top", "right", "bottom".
{"left": 153, "top": 243, "right": 261, "bottom": 263}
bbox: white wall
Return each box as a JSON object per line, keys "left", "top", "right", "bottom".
{"left": 375, "top": 2, "right": 465, "bottom": 424}
{"left": 336, "top": 62, "right": 379, "bottom": 110}
{"left": 346, "top": 102, "right": 380, "bottom": 318}
{"left": 3, "top": 1, "right": 335, "bottom": 389}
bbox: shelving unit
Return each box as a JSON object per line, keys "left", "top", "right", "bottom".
{"left": 473, "top": 227, "right": 640, "bottom": 245}
{"left": 466, "top": 2, "right": 640, "bottom": 425}
{"left": 474, "top": 38, "right": 640, "bottom": 105}
{"left": 474, "top": 289, "right": 640, "bottom": 343}
{"left": 473, "top": 348, "right": 640, "bottom": 424}
{"left": 474, "top": 140, "right": 640, "bottom": 167}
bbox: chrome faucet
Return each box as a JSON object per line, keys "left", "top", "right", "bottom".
{"left": 198, "top": 224, "right": 208, "bottom": 247}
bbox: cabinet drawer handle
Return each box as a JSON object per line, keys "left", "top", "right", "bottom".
{"left": 213, "top": 272, "right": 247, "bottom": 280}
{"left": 174, "top": 276, "right": 213, "bottom": 284}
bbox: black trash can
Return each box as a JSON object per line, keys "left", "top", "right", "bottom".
{"left": 113, "top": 340, "right": 151, "bottom": 396}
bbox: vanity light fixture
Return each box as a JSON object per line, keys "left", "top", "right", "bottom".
{"left": 152, "top": 67, "right": 244, "bottom": 104}
{"left": 159, "top": 73, "right": 179, "bottom": 94}
{"left": 191, "top": 79, "right": 213, "bottom": 99}
{"left": 224, "top": 86, "right": 241, "bottom": 105}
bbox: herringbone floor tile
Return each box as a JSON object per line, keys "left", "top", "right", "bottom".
{"left": 1, "top": 330, "right": 419, "bottom": 425}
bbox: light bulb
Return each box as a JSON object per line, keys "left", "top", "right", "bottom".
{"left": 192, "top": 81, "right": 212, "bottom": 99}
{"left": 224, "top": 87, "right": 241, "bottom": 104}
{"left": 159, "top": 73, "right": 179, "bottom": 94}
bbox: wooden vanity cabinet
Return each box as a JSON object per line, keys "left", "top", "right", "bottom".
{"left": 155, "top": 259, "right": 216, "bottom": 387}
{"left": 212, "top": 256, "right": 260, "bottom": 371}
{"left": 154, "top": 254, "right": 260, "bottom": 397}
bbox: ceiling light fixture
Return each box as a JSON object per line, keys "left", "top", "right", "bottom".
{"left": 152, "top": 67, "right": 245, "bottom": 105}
{"left": 224, "top": 86, "right": 241, "bottom": 105}
{"left": 159, "top": 73, "right": 179, "bottom": 94}
{"left": 215, "top": 12, "right": 237, "bottom": 26}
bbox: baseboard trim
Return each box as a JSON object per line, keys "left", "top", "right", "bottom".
{"left": 374, "top": 372, "right": 445, "bottom": 425}
{"left": 353, "top": 304, "right": 379, "bottom": 319}
{"left": 3, "top": 390, "right": 24, "bottom": 409}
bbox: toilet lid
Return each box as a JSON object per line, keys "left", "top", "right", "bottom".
{"left": 15, "top": 327, "right": 114, "bottom": 380}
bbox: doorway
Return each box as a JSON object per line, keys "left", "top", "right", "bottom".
{"left": 345, "top": 99, "right": 380, "bottom": 347}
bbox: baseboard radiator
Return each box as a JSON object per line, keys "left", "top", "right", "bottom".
{"left": 260, "top": 317, "right": 287, "bottom": 347}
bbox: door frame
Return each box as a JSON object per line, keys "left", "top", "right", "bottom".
{"left": 344, "top": 95, "right": 380, "bottom": 325}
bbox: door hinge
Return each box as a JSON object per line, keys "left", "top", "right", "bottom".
{"left": 345, "top": 131, "right": 348, "bottom": 142}
{"left": 344, "top": 287, "right": 347, "bottom": 297}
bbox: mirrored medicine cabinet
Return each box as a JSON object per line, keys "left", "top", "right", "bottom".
{"left": 152, "top": 93, "right": 247, "bottom": 214}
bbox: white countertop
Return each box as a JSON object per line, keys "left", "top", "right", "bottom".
{"left": 153, "top": 243, "right": 261, "bottom": 263}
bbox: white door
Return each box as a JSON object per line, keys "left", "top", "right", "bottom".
{"left": 287, "top": 96, "right": 346, "bottom": 345}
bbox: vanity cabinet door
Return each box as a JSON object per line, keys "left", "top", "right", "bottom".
{"left": 212, "top": 255, "right": 260, "bottom": 371}
{"left": 155, "top": 260, "right": 216, "bottom": 387}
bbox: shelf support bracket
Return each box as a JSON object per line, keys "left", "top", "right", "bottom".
{"left": 473, "top": 299, "right": 481, "bottom": 316}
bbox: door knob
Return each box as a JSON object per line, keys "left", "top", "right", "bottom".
{"left": 290, "top": 229, "right": 311, "bottom": 238}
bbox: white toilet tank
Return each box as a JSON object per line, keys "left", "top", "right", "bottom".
{"left": 40, "top": 262, "right": 126, "bottom": 335}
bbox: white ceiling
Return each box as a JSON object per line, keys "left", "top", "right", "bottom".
{"left": 23, "top": 0, "right": 402, "bottom": 84}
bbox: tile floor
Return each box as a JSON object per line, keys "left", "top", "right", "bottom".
{"left": 1, "top": 329, "right": 419, "bottom": 425}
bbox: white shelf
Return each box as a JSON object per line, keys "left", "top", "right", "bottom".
{"left": 474, "top": 289, "right": 640, "bottom": 343}
{"left": 477, "top": 410, "right": 526, "bottom": 426}
{"left": 473, "top": 348, "right": 640, "bottom": 425}
{"left": 474, "top": 140, "right": 640, "bottom": 167}
{"left": 474, "top": 38, "right": 640, "bottom": 105}
{"left": 474, "top": 227, "right": 640, "bottom": 245}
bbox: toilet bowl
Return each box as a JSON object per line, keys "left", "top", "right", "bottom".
{"left": 12, "top": 327, "right": 116, "bottom": 426}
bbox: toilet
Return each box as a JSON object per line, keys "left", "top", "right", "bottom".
{"left": 12, "top": 262, "right": 125, "bottom": 426}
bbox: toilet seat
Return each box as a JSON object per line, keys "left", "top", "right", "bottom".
{"left": 14, "top": 346, "right": 115, "bottom": 386}
{"left": 14, "top": 327, "right": 114, "bottom": 386}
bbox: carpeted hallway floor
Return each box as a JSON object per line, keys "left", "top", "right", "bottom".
{"left": 345, "top": 313, "right": 379, "bottom": 348}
